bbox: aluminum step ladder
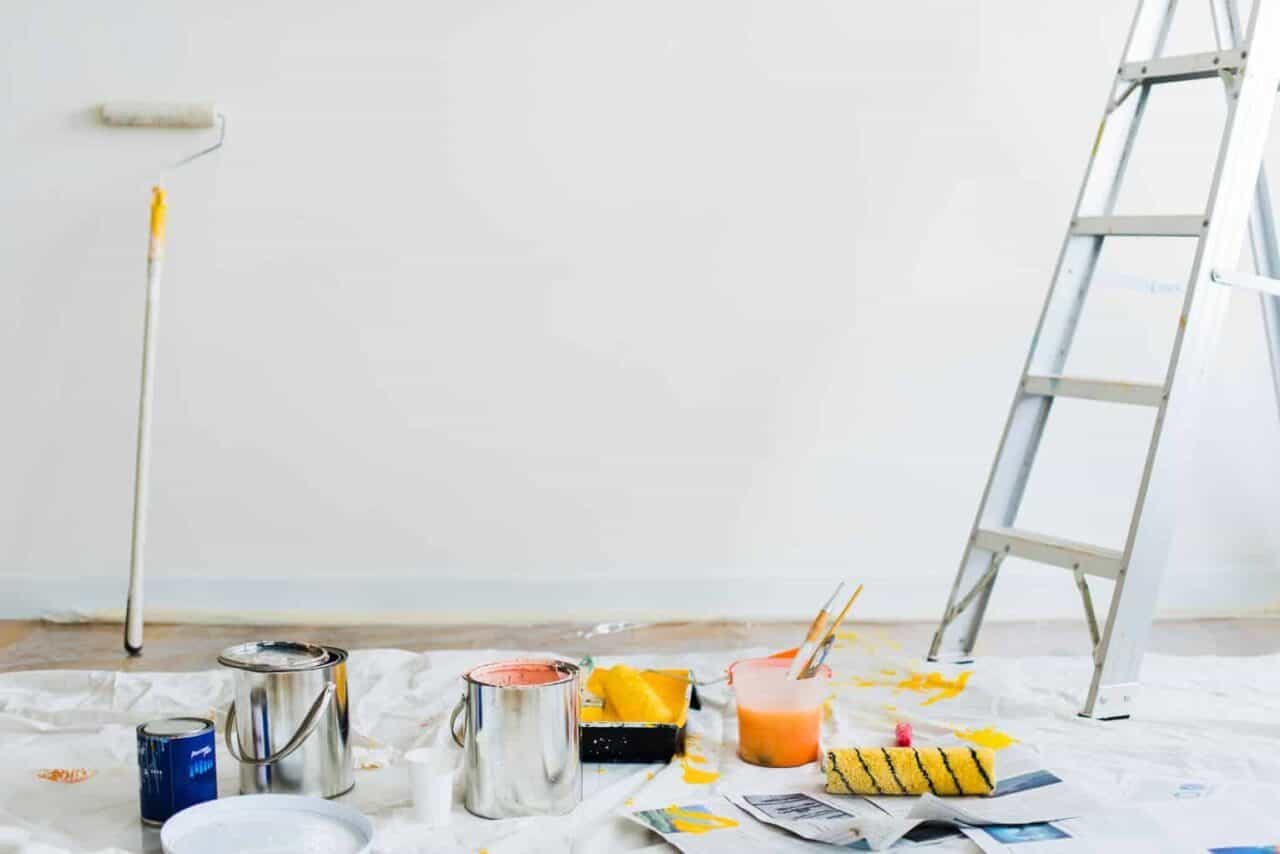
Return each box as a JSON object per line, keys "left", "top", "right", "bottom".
{"left": 928, "top": 0, "right": 1280, "bottom": 719}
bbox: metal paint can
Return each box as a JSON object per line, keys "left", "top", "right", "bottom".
{"left": 136, "top": 717, "right": 217, "bottom": 825}
{"left": 218, "top": 641, "right": 354, "bottom": 798}
{"left": 450, "top": 659, "right": 581, "bottom": 819}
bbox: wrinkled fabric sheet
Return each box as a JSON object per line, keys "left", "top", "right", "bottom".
{"left": 3, "top": 632, "right": 1280, "bottom": 853}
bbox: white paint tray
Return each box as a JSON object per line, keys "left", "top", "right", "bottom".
{"left": 160, "top": 794, "right": 373, "bottom": 854}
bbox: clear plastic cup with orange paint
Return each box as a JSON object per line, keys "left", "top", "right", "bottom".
{"left": 729, "top": 656, "right": 831, "bottom": 767}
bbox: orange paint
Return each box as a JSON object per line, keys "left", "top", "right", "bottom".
{"left": 37, "top": 768, "right": 95, "bottom": 784}
{"left": 736, "top": 705, "right": 822, "bottom": 767}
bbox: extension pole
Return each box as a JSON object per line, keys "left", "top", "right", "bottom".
{"left": 124, "top": 186, "right": 166, "bottom": 655}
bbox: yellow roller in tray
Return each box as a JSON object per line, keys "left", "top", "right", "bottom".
{"left": 584, "top": 665, "right": 683, "bottom": 724}
{"left": 826, "top": 746, "right": 995, "bottom": 796}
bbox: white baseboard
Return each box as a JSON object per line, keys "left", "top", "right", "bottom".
{"left": 5, "top": 563, "right": 1278, "bottom": 624}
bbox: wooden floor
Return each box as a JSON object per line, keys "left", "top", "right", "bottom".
{"left": 2, "top": 617, "right": 1278, "bottom": 673}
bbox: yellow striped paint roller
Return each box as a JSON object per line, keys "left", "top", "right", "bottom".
{"left": 826, "top": 746, "right": 996, "bottom": 796}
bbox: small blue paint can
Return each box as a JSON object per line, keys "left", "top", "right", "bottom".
{"left": 137, "top": 717, "right": 217, "bottom": 825}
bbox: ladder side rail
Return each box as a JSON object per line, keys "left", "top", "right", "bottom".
{"left": 1085, "top": 0, "right": 1280, "bottom": 718}
{"left": 930, "top": 0, "right": 1179, "bottom": 661}
{"left": 1212, "top": 0, "right": 1280, "bottom": 420}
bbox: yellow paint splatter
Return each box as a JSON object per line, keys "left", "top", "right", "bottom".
{"left": 661, "top": 805, "right": 739, "bottom": 834}
{"left": 954, "top": 727, "right": 1019, "bottom": 750}
{"left": 625, "top": 797, "right": 635, "bottom": 807}
{"left": 879, "top": 669, "right": 897, "bottom": 676}
{"left": 884, "top": 704, "right": 897, "bottom": 712}
{"left": 822, "top": 692, "right": 838, "bottom": 720}
{"left": 358, "top": 761, "right": 383, "bottom": 771}
{"left": 898, "top": 671, "right": 972, "bottom": 706}
{"left": 597, "top": 765, "right": 606, "bottom": 774}
{"left": 679, "top": 754, "right": 719, "bottom": 784}
{"left": 646, "top": 770, "right": 655, "bottom": 780}
{"left": 850, "top": 670, "right": 973, "bottom": 706}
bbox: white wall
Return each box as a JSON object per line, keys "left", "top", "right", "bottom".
{"left": 3, "top": 1, "right": 1279, "bottom": 626}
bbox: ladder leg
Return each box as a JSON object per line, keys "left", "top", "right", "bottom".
{"left": 1084, "top": 0, "right": 1280, "bottom": 719}
{"left": 930, "top": 0, "right": 1178, "bottom": 662}
{"left": 1211, "top": 0, "right": 1280, "bottom": 419}
{"left": 1245, "top": 173, "right": 1280, "bottom": 419}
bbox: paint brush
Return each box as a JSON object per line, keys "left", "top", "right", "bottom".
{"left": 799, "top": 583, "right": 863, "bottom": 678}
{"left": 785, "top": 582, "right": 844, "bottom": 679}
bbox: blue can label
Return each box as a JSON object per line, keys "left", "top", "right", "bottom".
{"left": 137, "top": 719, "right": 217, "bottom": 824}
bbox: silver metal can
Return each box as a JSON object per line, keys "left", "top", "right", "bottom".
{"left": 450, "top": 659, "right": 581, "bottom": 819}
{"left": 218, "top": 641, "right": 353, "bottom": 798}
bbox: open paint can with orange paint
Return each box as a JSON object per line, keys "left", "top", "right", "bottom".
{"left": 729, "top": 656, "right": 831, "bottom": 767}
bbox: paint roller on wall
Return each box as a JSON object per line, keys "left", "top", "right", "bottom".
{"left": 98, "top": 100, "right": 225, "bottom": 655}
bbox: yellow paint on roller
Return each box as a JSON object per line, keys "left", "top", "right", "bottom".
{"left": 954, "top": 727, "right": 1019, "bottom": 750}
{"left": 586, "top": 665, "right": 686, "bottom": 725}
{"left": 661, "top": 805, "right": 739, "bottom": 834}
{"left": 826, "top": 747, "right": 995, "bottom": 796}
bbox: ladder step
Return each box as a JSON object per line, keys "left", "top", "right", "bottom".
{"left": 1022, "top": 374, "right": 1165, "bottom": 406}
{"left": 1211, "top": 268, "right": 1280, "bottom": 298}
{"left": 1119, "top": 48, "right": 1246, "bottom": 84}
{"left": 974, "top": 527, "right": 1123, "bottom": 580}
{"left": 1072, "top": 215, "right": 1204, "bottom": 237}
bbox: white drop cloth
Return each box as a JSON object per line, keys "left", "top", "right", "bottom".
{"left": 2, "top": 634, "right": 1280, "bottom": 853}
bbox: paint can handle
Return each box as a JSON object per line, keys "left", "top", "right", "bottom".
{"left": 449, "top": 693, "right": 467, "bottom": 748}
{"left": 224, "top": 682, "right": 335, "bottom": 767}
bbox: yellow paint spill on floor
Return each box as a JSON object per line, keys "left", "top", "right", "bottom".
{"left": 646, "top": 770, "right": 655, "bottom": 780}
{"left": 662, "top": 805, "right": 739, "bottom": 834}
{"left": 954, "top": 726, "right": 1019, "bottom": 750}
{"left": 851, "top": 670, "right": 973, "bottom": 706}
{"left": 679, "top": 752, "right": 720, "bottom": 784}
{"left": 625, "top": 797, "right": 635, "bottom": 807}
{"left": 899, "top": 671, "right": 972, "bottom": 706}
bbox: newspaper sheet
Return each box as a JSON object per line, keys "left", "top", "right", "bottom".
{"left": 728, "top": 791, "right": 961, "bottom": 850}
{"left": 625, "top": 797, "right": 820, "bottom": 853}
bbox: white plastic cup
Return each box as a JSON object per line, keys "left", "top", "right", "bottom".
{"left": 728, "top": 656, "right": 832, "bottom": 767}
{"left": 405, "top": 747, "right": 456, "bottom": 827}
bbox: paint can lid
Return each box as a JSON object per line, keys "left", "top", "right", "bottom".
{"left": 141, "top": 717, "right": 213, "bottom": 737}
{"left": 217, "top": 641, "right": 331, "bottom": 672}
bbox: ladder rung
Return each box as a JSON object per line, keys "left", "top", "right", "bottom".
{"left": 974, "top": 527, "right": 1123, "bottom": 580}
{"left": 1211, "top": 268, "right": 1280, "bottom": 298}
{"left": 1072, "top": 215, "right": 1204, "bottom": 237}
{"left": 1119, "top": 48, "right": 1245, "bottom": 84}
{"left": 1022, "top": 374, "right": 1165, "bottom": 407}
